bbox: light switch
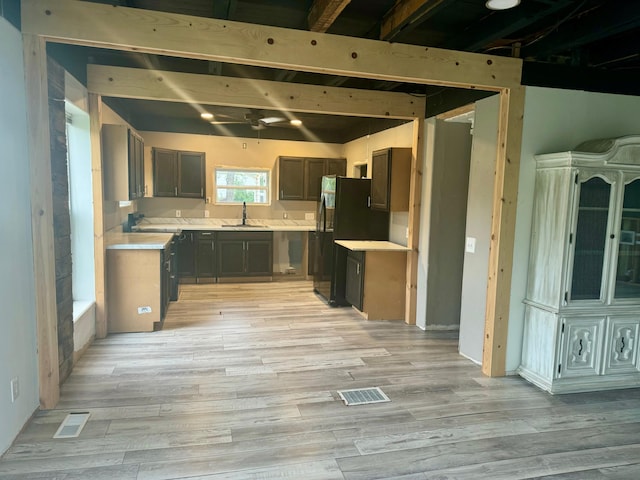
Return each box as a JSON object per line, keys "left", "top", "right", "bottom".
{"left": 465, "top": 237, "right": 476, "bottom": 253}
{"left": 305, "top": 212, "right": 314, "bottom": 220}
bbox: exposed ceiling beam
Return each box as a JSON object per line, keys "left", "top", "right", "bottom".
{"left": 307, "top": 0, "right": 351, "bottom": 33}
{"left": 380, "top": 0, "right": 454, "bottom": 42}
{"left": 523, "top": 1, "right": 640, "bottom": 59}
{"left": 22, "top": 0, "right": 522, "bottom": 91}
{"left": 87, "top": 65, "right": 425, "bottom": 119}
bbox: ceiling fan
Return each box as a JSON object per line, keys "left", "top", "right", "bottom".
{"left": 206, "top": 108, "right": 291, "bottom": 130}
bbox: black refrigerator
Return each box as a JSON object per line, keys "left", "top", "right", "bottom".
{"left": 313, "top": 176, "right": 389, "bottom": 305}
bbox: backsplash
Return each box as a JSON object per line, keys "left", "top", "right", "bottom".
{"left": 136, "top": 196, "right": 317, "bottom": 221}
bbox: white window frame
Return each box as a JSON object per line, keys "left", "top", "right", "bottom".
{"left": 214, "top": 166, "right": 271, "bottom": 206}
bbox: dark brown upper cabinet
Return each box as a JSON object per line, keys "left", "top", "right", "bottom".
{"left": 153, "top": 148, "right": 205, "bottom": 198}
{"left": 278, "top": 156, "right": 346, "bottom": 201}
{"left": 370, "top": 147, "right": 412, "bottom": 212}
{"left": 102, "top": 124, "right": 145, "bottom": 201}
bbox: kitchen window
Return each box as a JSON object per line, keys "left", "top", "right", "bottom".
{"left": 214, "top": 167, "right": 270, "bottom": 205}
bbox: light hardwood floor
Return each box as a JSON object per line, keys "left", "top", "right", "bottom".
{"left": 2, "top": 281, "right": 640, "bottom": 479}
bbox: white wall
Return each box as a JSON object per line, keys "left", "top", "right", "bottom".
{"left": 0, "top": 17, "right": 39, "bottom": 455}
{"left": 506, "top": 87, "right": 640, "bottom": 372}
{"left": 459, "top": 95, "right": 499, "bottom": 363}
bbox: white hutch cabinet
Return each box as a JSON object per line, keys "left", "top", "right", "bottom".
{"left": 520, "top": 136, "right": 640, "bottom": 394}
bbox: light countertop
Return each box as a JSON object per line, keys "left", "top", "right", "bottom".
{"left": 133, "top": 217, "right": 315, "bottom": 233}
{"left": 106, "top": 232, "right": 175, "bottom": 250}
{"left": 335, "top": 240, "right": 410, "bottom": 252}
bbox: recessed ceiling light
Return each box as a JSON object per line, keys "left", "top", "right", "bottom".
{"left": 290, "top": 119, "right": 302, "bottom": 126}
{"left": 486, "top": 0, "right": 520, "bottom": 10}
{"left": 200, "top": 112, "right": 214, "bottom": 120}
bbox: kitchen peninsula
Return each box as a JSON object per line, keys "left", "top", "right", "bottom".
{"left": 336, "top": 240, "right": 410, "bottom": 321}
{"left": 105, "top": 232, "right": 176, "bottom": 333}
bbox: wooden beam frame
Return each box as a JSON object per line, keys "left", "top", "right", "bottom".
{"left": 23, "top": 34, "right": 60, "bottom": 409}
{"left": 89, "top": 93, "right": 108, "bottom": 339}
{"left": 22, "top": 0, "right": 525, "bottom": 402}
{"left": 86, "top": 65, "right": 423, "bottom": 119}
{"left": 308, "top": 0, "right": 351, "bottom": 33}
{"left": 482, "top": 86, "right": 525, "bottom": 376}
{"left": 22, "top": 0, "right": 521, "bottom": 91}
{"left": 405, "top": 118, "right": 425, "bottom": 324}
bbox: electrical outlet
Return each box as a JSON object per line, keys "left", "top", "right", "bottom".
{"left": 283, "top": 212, "right": 288, "bottom": 219}
{"left": 305, "top": 212, "right": 314, "bottom": 220}
{"left": 10, "top": 377, "right": 19, "bottom": 403}
{"left": 137, "top": 306, "right": 152, "bottom": 314}
{"left": 176, "top": 210, "right": 181, "bottom": 218}
{"left": 204, "top": 210, "right": 210, "bottom": 218}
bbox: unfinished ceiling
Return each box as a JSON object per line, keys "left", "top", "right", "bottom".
{"left": 10, "top": 0, "right": 638, "bottom": 142}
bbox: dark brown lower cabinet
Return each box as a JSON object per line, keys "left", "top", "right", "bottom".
{"left": 196, "top": 231, "right": 216, "bottom": 281}
{"left": 217, "top": 231, "right": 273, "bottom": 278}
{"left": 176, "top": 231, "right": 196, "bottom": 279}
{"left": 345, "top": 250, "right": 364, "bottom": 310}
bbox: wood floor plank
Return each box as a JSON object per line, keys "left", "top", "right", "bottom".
{"left": 2, "top": 281, "right": 640, "bottom": 479}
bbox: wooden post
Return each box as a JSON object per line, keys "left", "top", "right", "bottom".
{"left": 482, "top": 86, "right": 525, "bottom": 376}
{"left": 23, "top": 34, "right": 60, "bottom": 409}
{"left": 89, "top": 93, "right": 108, "bottom": 338}
{"left": 405, "top": 117, "right": 425, "bottom": 325}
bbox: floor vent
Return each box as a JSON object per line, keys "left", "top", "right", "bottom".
{"left": 53, "top": 412, "right": 91, "bottom": 439}
{"left": 337, "top": 387, "right": 390, "bottom": 406}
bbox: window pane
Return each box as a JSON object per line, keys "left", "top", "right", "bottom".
{"left": 570, "top": 177, "right": 611, "bottom": 300}
{"left": 215, "top": 168, "right": 269, "bottom": 204}
{"left": 615, "top": 179, "right": 640, "bottom": 299}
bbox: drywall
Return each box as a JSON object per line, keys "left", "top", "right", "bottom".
{"left": 342, "top": 122, "right": 414, "bottom": 176}
{"left": 506, "top": 87, "right": 640, "bottom": 373}
{"left": 138, "top": 131, "right": 342, "bottom": 220}
{"left": 0, "top": 17, "right": 39, "bottom": 454}
{"left": 421, "top": 121, "right": 472, "bottom": 329}
{"left": 458, "top": 96, "right": 499, "bottom": 363}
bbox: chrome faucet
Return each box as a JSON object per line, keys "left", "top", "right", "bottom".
{"left": 242, "top": 201, "right": 247, "bottom": 225}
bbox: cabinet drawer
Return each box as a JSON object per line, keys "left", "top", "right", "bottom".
{"left": 216, "top": 231, "right": 273, "bottom": 241}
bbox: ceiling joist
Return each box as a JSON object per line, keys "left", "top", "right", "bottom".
{"left": 22, "top": 0, "right": 522, "bottom": 91}
{"left": 87, "top": 65, "right": 424, "bottom": 119}
{"left": 307, "top": 0, "right": 351, "bottom": 33}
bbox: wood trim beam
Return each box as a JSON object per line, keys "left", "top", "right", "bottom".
{"left": 405, "top": 117, "right": 425, "bottom": 325}
{"left": 23, "top": 34, "right": 60, "bottom": 409}
{"left": 87, "top": 65, "right": 424, "bottom": 119}
{"left": 308, "top": 0, "right": 351, "bottom": 33}
{"left": 436, "top": 102, "right": 474, "bottom": 120}
{"left": 22, "top": 0, "right": 522, "bottom": 91}
{"left": 89, "top": 93, "right": 108, "bottom": 339}
{"left": 482, "top": 86, "right": 525, "bottom": 376}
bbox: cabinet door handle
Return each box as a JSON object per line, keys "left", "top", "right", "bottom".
{"left": 175, "top": 186, "right": 178, "bottom": 196}
{"left": 281, "top": 189, "right": 284, "bottom": 198}
{"left": 357, "top": 263, "right": 360, "bottom": 275}
{"left": 367, "top": 196, "right": 371, "bottom": 208}
{"left": 201, "top": 187, "right": 203, "bottom": 197}
{"left": 211, "top": 241, "right": 214, "bottom": 252}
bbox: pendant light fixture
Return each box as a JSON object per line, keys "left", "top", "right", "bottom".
{"left": 486, "top": 0, "right": 520, "bottom": 10}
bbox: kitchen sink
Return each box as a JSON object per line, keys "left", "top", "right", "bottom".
{"left": 222, "top": 223, "right": 266, "bottom": 228}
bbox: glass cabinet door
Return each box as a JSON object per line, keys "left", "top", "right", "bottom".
{"left": 570, "top": 176, "right": 612, "bottom": 301}
{"left": 614, "top": 178, "right": 640, "bottom": 300}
